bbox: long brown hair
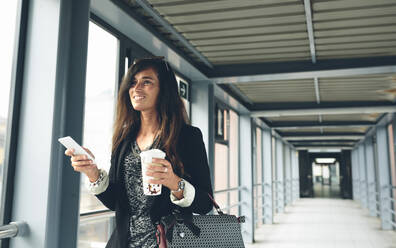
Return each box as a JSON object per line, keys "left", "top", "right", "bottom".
{"left": 112, "top": 57, "right": 189, "bottom": 175}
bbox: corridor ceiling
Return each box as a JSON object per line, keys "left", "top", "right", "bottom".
{"left": 117, "top": 0, "right": 396, "bottom": 151}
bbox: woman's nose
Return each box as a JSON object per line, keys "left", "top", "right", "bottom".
{"left": 134, "top": 81, "right": 143, "bottom": 90}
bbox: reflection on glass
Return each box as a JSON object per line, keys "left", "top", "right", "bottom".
{"left": 80, "top": 21, "right": 117, "bottom": 214}
{"left": 0, "top": 1, "right": 19, "bottom": 207}
{"left": 78, "top": 21, "right": 118, "bottom": 248}
{"left": 78, "top": 216, "right": 113, "bottom": 248}
{"left": 214, "top": 143, "right": 228, "bottom": 209}
{"left": 214, "top": 109, "right": 239, "bottom": 214}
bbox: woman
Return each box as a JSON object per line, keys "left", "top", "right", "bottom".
{"left": 65, "top": 57, "right": 213, "bottom": 248}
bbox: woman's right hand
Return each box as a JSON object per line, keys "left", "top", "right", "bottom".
{"left": 65, "top": 147, "right": 100, "bottom": 182}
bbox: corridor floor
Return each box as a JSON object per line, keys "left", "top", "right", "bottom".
{"left": 246, "top": 198, "right": 396, "bottom": 248}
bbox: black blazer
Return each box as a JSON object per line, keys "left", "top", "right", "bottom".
{"left": 96, "top": 124, "right": 213, "bottom": 248}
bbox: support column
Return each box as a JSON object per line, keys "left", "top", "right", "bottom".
{"left": 262, "top": 129, "right": 273, "bottom": 224}
{"left": 375, "top": 126, "right": 393, "bottom": 230}
{"left": 275, "top": 139, "right": 285, "bottom": 213}
{"left": 365, "top": 138, "right": 377, "bottom": 217}
{"left": 358, "top": 145, "right": 368, "bottom": 208}
{"left": 284, "top": 145, "right": 292, "bottom": 206}
{"left": 191, "top": 81, "right": 214, "bottom": 185}
{"left": 240, "top": 115, "right": 254, "bottom": 242}
{"left": 351, "top": 149, "right": 360, "bottom": 201}
{"left": 291, "top": 149, "right": 300, "bottom": 202}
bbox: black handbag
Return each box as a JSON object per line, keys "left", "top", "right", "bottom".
{"left": 156, "top": 193, "right": 245, "bottom": 248}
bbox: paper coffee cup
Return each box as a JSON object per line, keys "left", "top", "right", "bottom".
{"left": 140, "top": 149, "right": 166, "bottom": 196}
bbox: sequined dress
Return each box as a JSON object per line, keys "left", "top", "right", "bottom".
{"left": 122, "top": 139, "right": 160, "bottom": 248}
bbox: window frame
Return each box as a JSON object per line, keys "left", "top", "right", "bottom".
{"left": 1, "top": 2, "right": 29, "bottom": 248}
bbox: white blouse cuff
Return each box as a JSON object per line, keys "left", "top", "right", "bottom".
{"left": 170, "top": 179, "right": 195, "bottom": 207}
{"left": 86, "top": 169, "right": 109, "bottom": 195}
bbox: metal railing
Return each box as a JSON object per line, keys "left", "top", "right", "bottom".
{"left": 214, "top": 186, "right": 246, "bottom": 214}
{"left": 0, "top": 221, "right": 28, "bottom": 240}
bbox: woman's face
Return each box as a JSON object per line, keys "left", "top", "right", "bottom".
{"left": 129, "top": 67, "right": 160, "bottom": 113}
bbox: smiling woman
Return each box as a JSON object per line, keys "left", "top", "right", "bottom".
{"left": 65, "top": 57, "right": 213, "bottom": 248}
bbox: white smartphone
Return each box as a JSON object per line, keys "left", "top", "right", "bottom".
{"left": 58, "top": 136, "right": 95, "bottom": 162}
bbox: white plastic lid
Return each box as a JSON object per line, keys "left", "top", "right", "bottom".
{"left": 140, "top": 149, "right": 166, "bottom": 161}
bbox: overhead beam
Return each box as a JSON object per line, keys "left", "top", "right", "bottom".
{"left": 284, "top": 135, "right": 365, "bottom": 141}
{"left": 251, "top": 105, "right": 396, "bottom": 117}
{"left": 304, "top": 0, "right": 316, "bottom": 63}
{"left": 294, "top": 144, "right": 354, "bottom": 147}
{"left": 274, "top": 124, "right": 372, "bottom": 130}
{"left": 254, "top": 101, "right": 395, "bottom": 110}
{"left": 270, "top": 121, "right": 375, "bottom": 128}
{"left": 134, "top": 0, "right": 213, "bottom": 68}
{"left": 280, "top": 132, "right": 365, "bottom": 137}
{"left": 289, "top": 139, "right": 358, "bottom": 143}
{"left": 296, "top": 146, "right": 353, "bottom": 150}
{"left": 210, "top": 65, "right": 396, "bottom": 84}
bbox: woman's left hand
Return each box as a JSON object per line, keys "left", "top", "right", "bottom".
{"left": 146, "top": 158, "right": 180, "bottom": 191}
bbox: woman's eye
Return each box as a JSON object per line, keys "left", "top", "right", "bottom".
{"left": 144, "top": 81, "right": 152, "bottom": 85}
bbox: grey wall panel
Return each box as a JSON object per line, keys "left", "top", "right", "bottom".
{"left": 262, "top": 129, "right": 273, "bottom": 224}
{"left": 365, "top": 138, "right": 377, "bottom": 216}
{"left": 375, "top": 126, "right": 393, "bottom": 230}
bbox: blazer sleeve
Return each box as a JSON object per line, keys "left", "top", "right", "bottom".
{"left": 180, "top": 127, "right": 214, "bottom": 214}
{"left": 94, "top": 154, "right": 118, "bottom": 211}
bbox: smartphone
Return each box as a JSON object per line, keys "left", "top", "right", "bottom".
{"left": 58, "top": 136, "right": 95, "bottom": 162}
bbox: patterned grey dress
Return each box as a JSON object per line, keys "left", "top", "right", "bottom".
{"left": 122, "top": 139, "right": 160, "bottom": 248}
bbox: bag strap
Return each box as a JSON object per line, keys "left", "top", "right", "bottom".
{"left": 207, "top": 193, "right": 224, "bottom": 215}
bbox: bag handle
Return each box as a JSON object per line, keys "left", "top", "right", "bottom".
{"left": 207, "top": 193, "right": 224, "bottom": 215}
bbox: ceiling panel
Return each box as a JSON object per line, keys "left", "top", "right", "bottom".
{"left": 318, "top": 73, "right": 396, "bottom": 102}
{"left": 266, "top": 116, "right": 320, "bottom": 122}
{"left": 174, "top": 15, "right": 306, "bottom": 32}
{"left": 313, "top": 0, "right": 396, "bottom": 11}
{"left": 182, "top": 23, "right": 307, "bottom": 40}
{"left": 163, "top": 5, "right": 305, "bottom": 24}
{"left": 197, "top": 39, "right": 309, "bottom": 52}
{"left": 152, "top": 0, "right": 300, "bottom": 13}
{"left": 313, "top": 5, "right": 396, "bottom": 22}
{"left": 204, "top": 46, "right": 310, "bottom": 57}
{"left": 322, "top": 113, "right": 381, "bottom": 122}
{"left": 312, "top": 0, "right": 396, "bottom": 60}
{"left": 190, "top": 32, "right": 309, "bottom": 46}
{"left": 315, "top": 33, "right": 396, "bottom": 44}
{"left": 314, "top": 16, "right": 396, "bottom": 30}
{"left": 236, "top": 79, "right": 316, "bottom": 103}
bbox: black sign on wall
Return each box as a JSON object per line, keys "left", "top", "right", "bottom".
{"left": 179, "top": 80, "right": 188, "bottom": 100}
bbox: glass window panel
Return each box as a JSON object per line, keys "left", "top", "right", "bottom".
{"left": 78, "top": 215, "right": 114, "bottom": 248}
{"left": 0, "top": 1, "right": 19, "bottom": 206}
{"left": 80, "top": 22, "right": 118, "bottom": 214}
{"left": 229, "top": 191, "right": 239, "bottom": 216}
{"left": 229, "top": 110, "right": 239, "bottom": 188}
{"left": 214, "top": 143, "right": 228, "bottom": 191}
{"left": 256, "top": 128, "right": 262, "bottom": 184}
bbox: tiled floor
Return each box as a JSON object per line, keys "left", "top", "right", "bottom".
{"left": 246, "top": 198, "right": 396, "bottom": 248}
